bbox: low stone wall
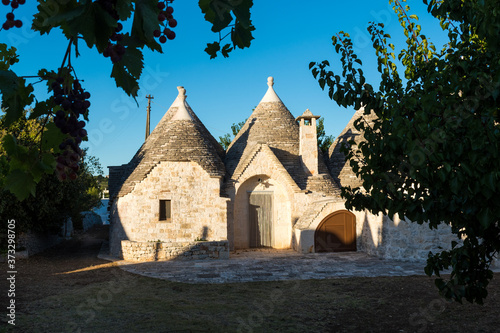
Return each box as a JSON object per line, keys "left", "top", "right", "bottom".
{"left": 121, "top": 240, "right": 230, "bottom": 261}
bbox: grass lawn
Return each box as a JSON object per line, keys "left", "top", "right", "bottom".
{"left": 1, "top": 226, "right": 499, "bottom": 333}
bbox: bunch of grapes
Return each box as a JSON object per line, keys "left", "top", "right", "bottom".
{"left": 154, "top": 0, "right": 176, "bottom": 44}
{"left": 103, "top": 22, "right": 126, "bottom": 63}
{"left": 1, "top": 0, "right": 24, "bottom": 30}
{"left": 51, "top": 77, "right": 90, "bottom": 181}
{"left": 97, "top": 0, "right": 126, "bottom": 63}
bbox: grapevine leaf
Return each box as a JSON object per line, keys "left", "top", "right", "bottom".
{"left": 231, "top": 0, "right": 253, "bottom": 28}
{"left": 0, "top": 44, "right": 19, "bottom": 70}
{"left": 132, "top": 0, "right": 162, "bottom": 52}
{"left": 205, "top": 42, "right": 220, "bottom": 59}
{"left": 111, "top": 63, "right": 139, "bottom": 99}
{"left": 63, "top": 3, "right": 116, "bottom": 52}
{"left": 118, "top": 47, "right": 144, "bottom": 79}
{"left": 232, "top": 22, "right": 255, "bottom": 49}
{"left": 41, "top": 122, "right": 65, "bottom": 152}
{"left": 116, "top": 0, "right": 134, "bottom": 20}
{"left": 221, "top": 44, "right": 233, "bottom": 58}
{"left": 199, "top": 0, "right": 233, "bottom": 32}
{"left": 1, "top": 134, "right": 18, "bottom": 156}
{"left": 42, "top": 4, "right": 85, "bottom": 28}
{"left": 29, "top": 100, "right": 52, "bottom": 119}
{"left": 41, "top": 153, "right": 57, "bottom": 171}
{"left": 0, "top": 70, "right": 34, "bottom": 125}
{"left": 4, "top": 169, "right": 36, "bottom": 201}
{"left": 199, "top": 0, "right": 216, "bottom": 24}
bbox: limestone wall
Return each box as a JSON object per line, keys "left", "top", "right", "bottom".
{"left": 293, "top": 200, "right": 456, "bottom": 261}
{"left": 110, "top": 161, "right": 228, "bottom": 258}
{"left": 373, "top": 215, "right": 456, "bottom": 261}
{"left": 121, "top": 240, "right": 229, "bottom": 261}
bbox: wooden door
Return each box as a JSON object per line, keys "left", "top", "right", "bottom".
{"left": 315, "top": 210, "right": 356, "bottom": 252}
{"left": 249, "top": 192, "right": 273, "bottom": 248}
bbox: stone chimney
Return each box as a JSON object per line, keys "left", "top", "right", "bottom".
{"left": 296, "top": 109, "right": 320, "bottom": 176}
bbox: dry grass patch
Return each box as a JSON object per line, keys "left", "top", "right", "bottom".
{"left": 1, "top": 226, "right": 499, "bottom": 333}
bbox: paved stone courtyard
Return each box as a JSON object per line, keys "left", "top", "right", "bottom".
{"left": 99, "top": 248, "right": 466, "bottom": 284}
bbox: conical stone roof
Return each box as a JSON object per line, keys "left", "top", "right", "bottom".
{"left": 327, "top": 106, "right": 377, "bottom": 189}
{"left": 225, "top": 77, "right": 305, "bottom": 186}
{"left": 114, "top": 86, "right": 225, "bottom": 197}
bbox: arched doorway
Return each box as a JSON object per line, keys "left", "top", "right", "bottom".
{"left": 233, "top": 175, "right": 291, "bottom": 249}
{"left": 315, "top": 210, "right": 356, "bottom": 252}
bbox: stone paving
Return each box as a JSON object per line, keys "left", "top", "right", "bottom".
{"left": 99, "top": 248, "right": 460, "bottom": 284}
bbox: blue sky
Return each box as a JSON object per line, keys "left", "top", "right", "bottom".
{"left": 2, "top": 1, "right": 447, "bottom": 175}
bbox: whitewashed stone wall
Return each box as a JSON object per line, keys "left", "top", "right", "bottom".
{"left": 110, "top": 161, "right": 228, "bottom": 257}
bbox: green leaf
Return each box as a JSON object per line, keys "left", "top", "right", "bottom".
{"left": 117, "top": 47, "right": 144, "bottom": 78}
{"left": 205, "top": 0, "right": 233, "bottom": 32}
{"left": 110, "top": 63, "right": 139, "bottom": 98}
{"left": 4, "top": 169, "right": 36, "bottom": 201}
{"left": 0, "top": 43, "right": 19, "bottom": 70}
{"left": 319, "top": 78, "right": 326, "bottom": 90}
{"left": 132, "top": 0, "right": 162, "bottom": 52}
{"left": 231, "top": 0, "right": 253, "bottom": 28}
{"left": 1, "top": 134, "right": 18, "bottom": 158}
{"left": 42, "top": 4, "right": 86, "bottom": 28}
{"left": 29, "top": 100, "right": 52, "bottom": 119}
{"left": 41, "top": 122, "right": 66, "bottom": 152}
{"left": 221, "top": 44, "right": 233, "bottom": 58}
{"left": 0, "top": 70, "right": 34, "bottom": 125}
{"left": 232, "top": 22, "right": 255, "bottom": 49}
{"left": 115, "top": 0, "right": 134, "bottom": 20}
{"left": 205, "top": 42, "right": 221, "bottom": 59}
{"left": 68, "top": 3, "right": 117, "bottom": 52}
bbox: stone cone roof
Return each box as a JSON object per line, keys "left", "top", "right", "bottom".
{"left": 224, "top": 77, "right": 304, "bottom": 184}
{"left": 326, "top": 106, "right": 377, "bottom": 189}
{"left": 111, "top": 87, "right": 225, "bottom": 198}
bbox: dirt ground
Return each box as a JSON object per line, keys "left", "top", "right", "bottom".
{"left": 1, "top": 226, "right": 500, "bottom": 333}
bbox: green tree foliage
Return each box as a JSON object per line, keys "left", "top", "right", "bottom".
{"left": 0, "top": 112, "right": 103, "bottom": 236}
{"left": 218, "top": 119, "right": 246, "bottom": 150}
{"left": 0, "top": 0, "right": 255, "bottom": 200}
{"left": 317, "top": 117, "right": 334, "bottom": 153}
{"left": 310, "top": 0, "right": 500, "bottom": 304}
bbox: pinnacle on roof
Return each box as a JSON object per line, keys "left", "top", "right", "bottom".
{"left": 171, "top": 86, "right": 193, "bottom": 121}
{"left": 259, "top": 76, "right": 282, "bottom": 103}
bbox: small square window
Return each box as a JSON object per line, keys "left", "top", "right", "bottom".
{"left": 159, "top": 200, "right": 171, "bottom": 221}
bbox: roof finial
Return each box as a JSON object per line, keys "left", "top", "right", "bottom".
{"left": 177, "top": 86, "right": 187, "bottom": 101}
{"left": 260, "top": 76, "right": 281, "bottom": 103}
{"left": 172, "top": 86, "right": 193, "bottom": 121}
{"left": 267, "top": 76, "right": 274, "bottom": 87}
